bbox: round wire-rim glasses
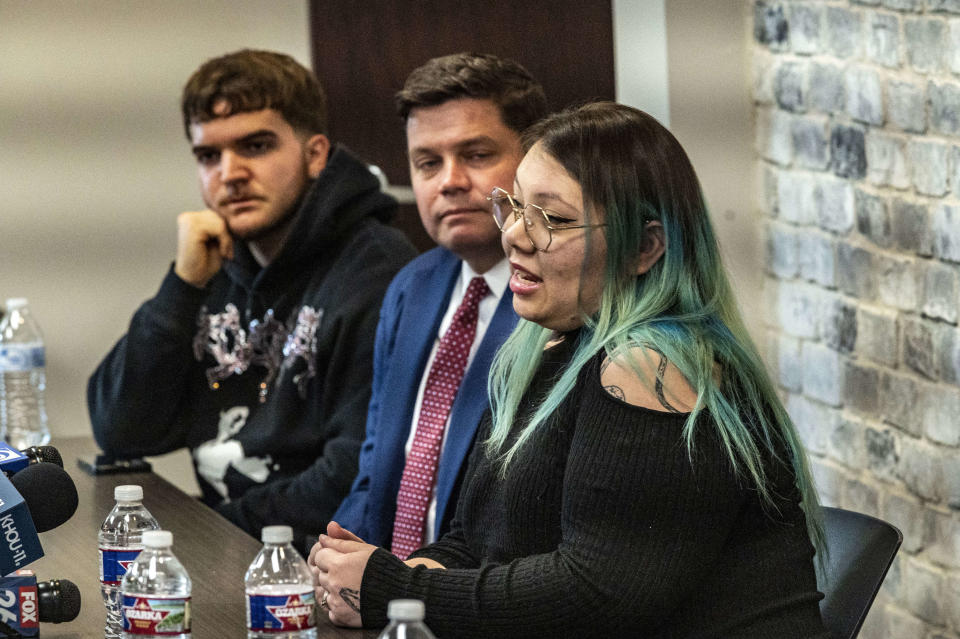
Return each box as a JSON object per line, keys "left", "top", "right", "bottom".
{"left": 487, "top": 187, "right": 606, "bottom": 252}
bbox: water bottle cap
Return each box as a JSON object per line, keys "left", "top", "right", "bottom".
{"left": 387, "top": 599, "right": 425, "bottom": 621}
{"left": 4, "top": 298, "right": 27, "bottom": 310}
{"left": 114, "top": 485, "right": 143, "bottom": 501}
{"left": 261, "top": 525, "right": 293, "bottom": 544}
{"left": 142, "top": 530, "right": 172, "bottom": 548}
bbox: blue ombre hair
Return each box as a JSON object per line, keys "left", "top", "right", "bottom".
{"left": 485, "top": 102, "right": 824, "bottom": 551}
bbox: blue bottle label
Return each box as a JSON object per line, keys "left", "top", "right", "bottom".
{"left": 0, "top": 345, "right": 44, "bottom": 372}
{"left": 122, "top": 594, "right": 191, "bottom": 635}
{"left": 99, "top": 548, "right": 142, "bottom": 586}
{"left": 247, "top": 590, "right": 316, "bottom": 632}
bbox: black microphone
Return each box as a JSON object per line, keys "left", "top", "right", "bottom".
{"left": 9, "top": 462, "right": 79, "bottom": 533}
{"left": 0, "top": 571, "right": 81, "bottom": 634}
{"left": 0, "top": 443, "right": 62, "bottom": 476}
{"left": 0, "top": 462, "right": 79, "bottom": 575}
{"left": 19, "top": 446, "right": 62, "bottom": 469}
{"left": 38, "top": 578, "right": 82, "bottom": 623}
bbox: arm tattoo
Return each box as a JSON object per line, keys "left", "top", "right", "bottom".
{"left": 600, "top": 356, "right": 613, "bottom": 376}
{"left": 339, "top": 588, "right": 361, "bottom": 614}
{"left": 603, "top": 384, "right": 626, "bottom": 400}
{"left": 603, "top": 348, "right": 684, "bottom": 411}
{"left": 653, "top": 351, "right": 682, "bottom": 413}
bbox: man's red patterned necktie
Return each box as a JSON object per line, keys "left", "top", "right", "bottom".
{"left": 391, "top": 276, "right": 491, "bottom": 559}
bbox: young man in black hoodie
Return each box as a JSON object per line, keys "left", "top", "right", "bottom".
{"left": 88, "top": 49, "right": 416, "bottom": 551}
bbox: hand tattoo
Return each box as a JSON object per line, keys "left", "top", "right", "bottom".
{"left": 339, "top": 588, "right": 361, "bottom": 614}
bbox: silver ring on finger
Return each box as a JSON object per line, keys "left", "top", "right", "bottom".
{"left": 320, "top": 591, "right": 329, "bottom": 610}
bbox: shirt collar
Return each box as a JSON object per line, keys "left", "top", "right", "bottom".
{"left": 458, "top": 257, "right": 510, "bottom": 302}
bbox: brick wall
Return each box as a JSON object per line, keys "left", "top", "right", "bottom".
{"left": 754, "top": 1, "right": 960, "bottom": 636}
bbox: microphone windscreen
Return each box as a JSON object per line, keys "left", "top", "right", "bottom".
{"left": 38, "top": 578, "right": 82, "bottom": 623}
{"left": 25, "top": 445, "right": 63, "bottom": 468}
{"left": 10, "top": 462, "right": 78, "bottom": 532}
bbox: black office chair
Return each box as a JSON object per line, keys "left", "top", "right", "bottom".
{"left": 815, "top": 506, "right": 903, "bottom": 639}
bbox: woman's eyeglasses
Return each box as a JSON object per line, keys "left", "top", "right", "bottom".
{"left": 487, "top": 187, "right": 605, "bottom": 252}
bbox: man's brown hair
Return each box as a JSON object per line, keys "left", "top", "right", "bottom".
{"left": 396, "top": 52, "right": 547, "bottom": 134}
{"left": 181, "top": 49, "right": 327, "bottom": 139}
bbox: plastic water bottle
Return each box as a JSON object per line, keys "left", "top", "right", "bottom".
{"left": 377, "top": 600, "right": 436, "bottom": 639}
{"left": 100, "top": 485, "right": 160, "bottom": 638}
{"left": 0, "top": 298, "right": 50, "bottom": 449}
{"left": 121, "top": 530, "right": 191, "bottom": 638}
{"left": 245, "top": 525, "right": 316, "bottom": 639}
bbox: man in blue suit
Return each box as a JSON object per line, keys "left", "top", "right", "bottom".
{"left": 332, "top": 53, "right": 547, "bottom": 550}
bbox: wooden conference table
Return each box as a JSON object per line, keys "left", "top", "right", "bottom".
{"left": 30, "top": 437, "right": 377, "bottom": 638}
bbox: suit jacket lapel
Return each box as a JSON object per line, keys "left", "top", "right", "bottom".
{"left": 375, "top": 251, "right": 460, "bottom": 504}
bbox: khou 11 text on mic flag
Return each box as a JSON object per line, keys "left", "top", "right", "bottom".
{"left": 0, "top": 474, "right": 42, "bottom": 576}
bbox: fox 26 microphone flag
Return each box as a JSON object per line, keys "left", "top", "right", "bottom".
{"left": 0, "top": 475, "right": 42, "bottom": 575}
{"left": 0, "top": 571, "right": 39, "bottom": 636}
{"left": 0, "top": 569, "right": 82, "bottom": 636}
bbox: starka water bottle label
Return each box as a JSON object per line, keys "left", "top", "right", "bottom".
{"left": 247, "top": 591, "right": 316, "bottom": 632}
{"left": 0, "top": 345, "right": 44, "bottom": 372}
{"left": 122, "top": 595, "right": 191, "bottom": 635}
{"left": 99, "top": 548, "right": 142, "bottom": 586}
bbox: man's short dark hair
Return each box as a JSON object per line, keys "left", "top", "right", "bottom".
{"left": 181, "top": 49, "right": 327, "bottom": 139}
{"left": 396, "top": 52, "right": 547, "bottom": 134}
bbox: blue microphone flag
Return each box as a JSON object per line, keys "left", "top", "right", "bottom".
{"left": 0, "top": 444, "right": 29, "bottom": 475}
{"left": 0, "top": 570, "right": 39, "bottom": 636}
{"left": 0, "top": 475, "right": 43, "bottom": 575}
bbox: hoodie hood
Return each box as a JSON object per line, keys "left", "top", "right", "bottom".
{"left": 223, "top": 144, "right": 398, "bottom": 300}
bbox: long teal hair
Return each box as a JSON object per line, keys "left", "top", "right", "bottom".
{"left": 485, "top": 102, "right": 824, "bottom": 552}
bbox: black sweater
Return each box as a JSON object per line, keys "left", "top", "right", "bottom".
{"left": 360, "top": 338, "right": 828, "bottom": 638}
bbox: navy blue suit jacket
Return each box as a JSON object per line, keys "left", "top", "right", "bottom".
{"left": 333, "top": 247, "right": 517, "bottom": 547}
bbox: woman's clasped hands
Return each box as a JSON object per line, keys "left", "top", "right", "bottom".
{"left": 308, "top": 521, "right": 376, "bottom": 628}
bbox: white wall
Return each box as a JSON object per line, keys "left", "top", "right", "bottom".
{"left": 613, "top": 0, "right": 670, "bottom": 127}
{"left": 663, "top": 1, "right": 759, "bottom": 348}
{"left": 614, "top": 0, "right": 760, "bottom": 350}
{"left": 0, "top": 0, "right": 310, "bottom": 490}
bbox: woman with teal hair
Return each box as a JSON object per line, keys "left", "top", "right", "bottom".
{"left": 311, "top": 102, "right": 829, "bottom": 638}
